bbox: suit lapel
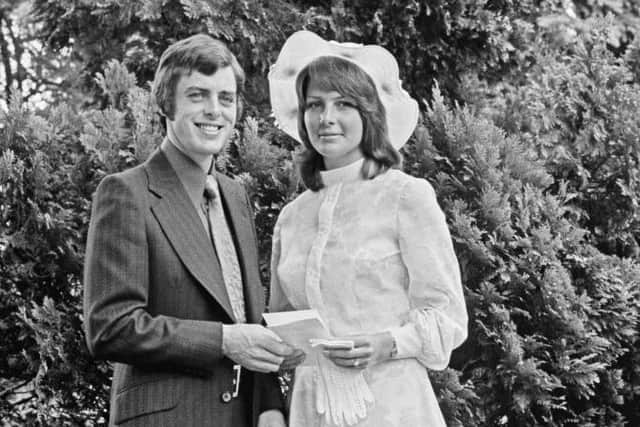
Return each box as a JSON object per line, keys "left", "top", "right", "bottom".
{"left": 216, "top": 174, "right": 264, "bottom": 324}
{"left": 144, "top": 150, "right": 235, "bottom": 321}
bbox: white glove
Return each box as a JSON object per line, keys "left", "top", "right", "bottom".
{"left": 314, "top": 351, "right": 374, "bottom": 426}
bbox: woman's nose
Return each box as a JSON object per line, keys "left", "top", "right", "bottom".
{"left": 320, "top": 106, "right": 335, "bottom": 124}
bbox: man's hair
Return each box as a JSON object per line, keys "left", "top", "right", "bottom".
{"left": 294, "top": 56, "right": 401, "bottom": 191}
{"left": 152, "top": 34, "right": 245, "bottom": 121}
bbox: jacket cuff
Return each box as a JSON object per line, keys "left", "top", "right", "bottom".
{"left": 256, "top": 372, "right": 286, "bottom": 413}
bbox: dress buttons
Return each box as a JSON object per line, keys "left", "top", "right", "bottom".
{"left": 220, "top": 391, "right": 232, "bottom": 403}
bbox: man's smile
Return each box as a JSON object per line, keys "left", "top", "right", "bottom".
{"left": 195, "top": 123, "right": 224, "bottom": 135}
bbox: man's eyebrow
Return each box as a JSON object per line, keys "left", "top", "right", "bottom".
{"left": 183, "top": 87, "right": 237, "bottom": 96}
{"left": 184, "top": 86, "right": 209, "bottom": 92}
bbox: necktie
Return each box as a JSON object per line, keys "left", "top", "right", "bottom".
{"left": 203, "top": 175, "right": 246, "bottom": 323}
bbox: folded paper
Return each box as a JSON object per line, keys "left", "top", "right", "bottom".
{"left": 264, "top": 309, "right": 330, "bottom": 365}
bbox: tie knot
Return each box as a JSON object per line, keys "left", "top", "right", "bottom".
{"left": 204, "top": 175, "right": 218, "bottom": 200}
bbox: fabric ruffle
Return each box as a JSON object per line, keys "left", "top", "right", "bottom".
{"left": 407, "top": 308, "right": 464, "bottom": 369}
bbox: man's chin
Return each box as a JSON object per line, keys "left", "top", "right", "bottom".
{"left": 191, "top": 133, "right": 224, "bottom": 150}
{"left": 201, "top": 141, "right": 227, "bottom": 157}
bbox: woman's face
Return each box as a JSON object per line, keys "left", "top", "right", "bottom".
{"left": 303, "top": 81, "right": 364, "bottom": 170}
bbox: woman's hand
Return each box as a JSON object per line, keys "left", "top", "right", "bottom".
{"left": 322, "top": 331, "right": 394, "bottom": 369}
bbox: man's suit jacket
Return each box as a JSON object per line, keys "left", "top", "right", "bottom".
{"left": 83, "top": 148, "right": 282, "bottom": 426}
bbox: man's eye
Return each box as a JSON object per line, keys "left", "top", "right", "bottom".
{"left": 188, "top": 92, "right": 204, "bottom": 100}
{"left": 220, "top": 95, "right": 235, "bottom": 105}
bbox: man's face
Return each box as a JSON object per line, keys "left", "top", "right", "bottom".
{"left": 166, "top": 66, "right": 237, "bottom": 169}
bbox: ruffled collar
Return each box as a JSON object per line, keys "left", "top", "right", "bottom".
{"left": 320, "top": 158, "right": 365, "bottom": 187}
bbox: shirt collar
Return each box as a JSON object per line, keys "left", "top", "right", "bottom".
{"left": 320, "top": 158, "right": 365, "bottom": 187}
{"left": 161, "top": 138, "right": 214, "bottom": 207}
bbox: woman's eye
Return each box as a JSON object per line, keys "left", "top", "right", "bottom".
{"left": 188, "top": 92, "right": 204, "bottom": 101}
{"left": 305, "top": 101, "right": 321, "bottom": 110}
{"left": 336, "top": 100, "right": 355, "bottom": 109}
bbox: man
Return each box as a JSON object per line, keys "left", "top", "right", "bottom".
{"left": 83, "top": 34, "right": 299, "bottom": 426}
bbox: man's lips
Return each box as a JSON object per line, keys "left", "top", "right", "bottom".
{"left": 195, "top": 123, "right": 224, "bottom": 134}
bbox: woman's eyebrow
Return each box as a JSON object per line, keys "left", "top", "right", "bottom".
{"left": 306, "top": 93, "right": 348, "bottom": 100}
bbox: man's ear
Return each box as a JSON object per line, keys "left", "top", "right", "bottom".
{"left": 157, "top": 112, "right": 167, "bottom": 133}
{"left": 236, "top": 94, "right": 244, "bottom": 121}
{"left": 159, "top": 104, "right": 174, "bottom": 121}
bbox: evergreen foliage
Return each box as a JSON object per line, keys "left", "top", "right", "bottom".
{"left": 404, "top": 83, "right": 640, "bottom": 425}
{"left": 1, "top": 0, "right": 639, "bottom": 425}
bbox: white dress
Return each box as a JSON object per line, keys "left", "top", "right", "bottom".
{"left": 270, "top": 159, "right": 468, "bottom": 427}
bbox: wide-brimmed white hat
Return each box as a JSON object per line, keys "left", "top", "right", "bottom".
{"left": 268, "top": 30, "right": 419, "bottom": 149}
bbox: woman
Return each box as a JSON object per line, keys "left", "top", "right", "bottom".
{"left": 268, "top": 31, "right": 468, "bottom": 427}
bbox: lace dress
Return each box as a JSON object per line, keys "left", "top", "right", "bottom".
{"left": 270, "top": 159, "right": 468, "bottom": 427}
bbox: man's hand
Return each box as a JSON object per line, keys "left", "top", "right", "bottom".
{"left": 222, "top": 324, "right": 294, "bottom": 372}
{"left": 257, "top": 409, "right": 286, "bottom": 427}
{"left": 279, "top": 348, "right": 306, "bottom": 372}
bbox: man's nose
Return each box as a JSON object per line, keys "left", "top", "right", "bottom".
{"left": 204, "top": 97, "right": 221, "bottom": 116}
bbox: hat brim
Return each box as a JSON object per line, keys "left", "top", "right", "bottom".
{"left": 268, "top": 30, "right": 418, "bottom": 149}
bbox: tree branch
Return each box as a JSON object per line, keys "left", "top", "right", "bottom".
{"left": 4, "top": 10, "right": 26, "bottom": 88}
{"left": 0, "top": 379, "right": 31, "bottom": 398}
{"left": 24, "top": 67, "right": 65, "bottom": 88}
{"left": 7, "top": 393, "right": 35, "bottom": 408}
{"left": 0, "top": 13, "right": 14, "bottom": 101}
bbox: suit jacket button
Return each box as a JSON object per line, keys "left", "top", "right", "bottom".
{"left": 220, "top": 391, "right": 232, "bottom": 403}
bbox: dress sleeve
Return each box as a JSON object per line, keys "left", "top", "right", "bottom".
{"left": 268, "top": 209, "right": 295, "bottom": 313}
{"left": 390, "top": 177, "right": 468, "bottom": 370}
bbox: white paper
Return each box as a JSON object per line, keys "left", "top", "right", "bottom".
{"left": 309, "top": 338, "right": 354, "bottom": 350}
{"left": 263, "top": 309, "right": 327, "bottom": 328}
{"left": 263, "top": 309, "right": 331, "bottom": 365}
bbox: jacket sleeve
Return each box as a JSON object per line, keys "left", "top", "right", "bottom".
{"left": 83, "top": 173, "right": 223, "bottom": 375}
{"left": 389, "top": 177, "right": 468, "bottom": 370}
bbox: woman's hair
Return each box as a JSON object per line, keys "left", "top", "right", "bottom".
{"left": 152, "top": 34, "right": 245, "bottom": 122}
{"left": 294, "top": 56, "right": 401, "bottom": 191}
